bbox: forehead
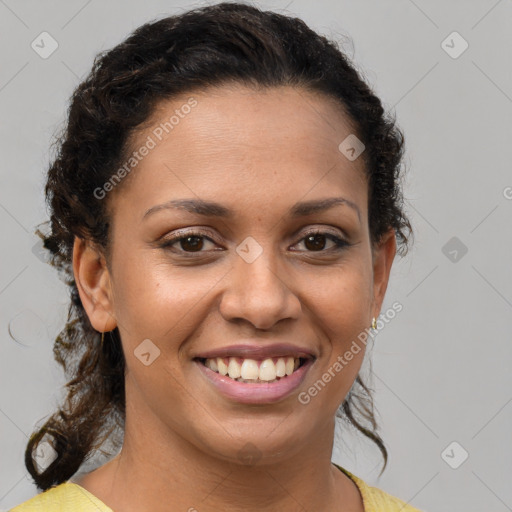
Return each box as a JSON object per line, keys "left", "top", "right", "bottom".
{"left": 112, "top": 84, "right": 368, "bottom": 220}
{"left": 142, "top": 84, "right": 359, "bottom": 152}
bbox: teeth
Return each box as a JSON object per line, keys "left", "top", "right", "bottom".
{"left": 205, "top": 358, "right": 218, "bottom": 372}
{"left": 217, "top": 358, "right": 228, "bottom": 376}
{"left": 259, "top": 358, "right": 276, "bottom": 381}
{"left": 203, "top": 356, "right": 302, "bottom": 383}
{"left": 276, "top": 358, "right": 286, "bottom": 377}
{"left": 241, "top": 359, "right": 259, "bottom": 380}
{"left": 285, "top": 357, "right": 294, "bottom": 376}
{"left": 228, "top": 358, "right": 241, "bottom": 379}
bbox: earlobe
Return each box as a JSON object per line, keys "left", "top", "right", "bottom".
{"left": 72, "top": 237, "right": 117, "bottom": 332}
{"left": 371, "top": 229, "right": 397, "bottom": 317}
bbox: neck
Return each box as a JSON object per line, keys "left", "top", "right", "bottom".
{"left": 76, "top": 388, "right": 361, "bottom": 511}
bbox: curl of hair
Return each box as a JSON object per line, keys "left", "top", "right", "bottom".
{"left": 25, "top": 1, "right": 412, "bottom": 491}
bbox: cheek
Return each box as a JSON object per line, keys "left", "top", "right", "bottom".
{"left": 110, "top": 250, "right": 221, "bottom": 353}
{"left": 132, "top": 268, "right": 204, "bottom": 314}
{"left": 304, "top": 258, "right": 372, "bottom": 399}
{"left": 111, "top": 258, "right": 212, "bottom": 421}
{"left": 305, "top": 262, "right": 373, "bottom": 339}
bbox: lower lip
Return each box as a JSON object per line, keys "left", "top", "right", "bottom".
{"left": 195, "top": 359, "right": 314, "bottom": 404}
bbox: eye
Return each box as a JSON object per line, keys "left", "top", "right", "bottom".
{"left": 159, "top": 228, "right": 350, "bottom": 256}
{"left": 160, "top": 230, "right": 220, "bottom": 254}
{"left": 292, "top": 229, "right": 350, "bottom": 252}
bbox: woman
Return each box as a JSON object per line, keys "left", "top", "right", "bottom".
{"left": 11, "top": 2, "right": 421, "bottom": 511}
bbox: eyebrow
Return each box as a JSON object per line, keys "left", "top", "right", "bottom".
{"left": 142, "top": 197, "right": 361, "bottom": 222}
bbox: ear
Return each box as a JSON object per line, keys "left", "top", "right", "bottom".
{"left": 72, "top": 237, "right": 117, "bottom": 332}
{"left": 371, "top": 228, "right": 397, "bottom": 319}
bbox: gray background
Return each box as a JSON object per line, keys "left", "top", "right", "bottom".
{"left": 1, "top": 1, "right": 511, "bottom": 511}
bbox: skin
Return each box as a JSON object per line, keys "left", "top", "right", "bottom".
{"left": 72, "top": 84, "right": 396, "bottom": 512}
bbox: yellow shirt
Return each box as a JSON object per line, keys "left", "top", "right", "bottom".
{"left": 10, "top": 464, "right": 423, "bottom": 511}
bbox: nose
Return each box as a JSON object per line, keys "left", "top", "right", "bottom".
{"left": 219, "top": 248, "right": 301, "bottom": 330}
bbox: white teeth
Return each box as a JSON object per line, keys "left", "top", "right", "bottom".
{"left": 259, "top": 358, "right": 276, "bottom": 381}
{"left": 285, "top": 357, "right": 294, "bottom": 376}
{"left": 228, "top": 357, "right": 241, "bottom": 379}
{"left": 205, "top": 358, "right": 218, "bottom": 372}
{"left": 217, "top": 357, "right": 228, "bottom": 375}
{"left": 203, "top": 356, "right": 303, "bottom": 382}
{"left": 241, "top": 359, "right": 259, "bottom": 380}
{"left": 275, "top": 358, "right": 286, "bottom": 377}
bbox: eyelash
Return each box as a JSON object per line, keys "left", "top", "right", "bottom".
{"left": 159, "top": 228, "right": 350, "bottom": 255}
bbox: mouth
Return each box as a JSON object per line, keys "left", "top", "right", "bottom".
{"left": 195, "top": 356, "right": 307, "bottom": 384}
{"left": 193, "top": 348, "right": 315, "bottom": 404}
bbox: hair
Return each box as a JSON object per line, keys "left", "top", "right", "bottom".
{"left": 25, "top": 1, "right": 413, "bottom": 491}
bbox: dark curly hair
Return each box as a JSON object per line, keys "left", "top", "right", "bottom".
{"left": 25, "top": 1, "right": 413, "bottom": 491}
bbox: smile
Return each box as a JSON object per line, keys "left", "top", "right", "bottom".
{"left": 194, "top": 354, "right": 314, "bottom": 404}
{"left": 199, "top": 356, "right": 306, "bottom": 383}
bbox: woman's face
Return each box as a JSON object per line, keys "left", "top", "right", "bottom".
{"left": 77, "top": 84, "right": 396, "bottom": 465}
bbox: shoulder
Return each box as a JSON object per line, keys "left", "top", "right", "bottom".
{"left": 9, "top": 482, "right": 113, "bottom": 512}
{"left": 335, "top": 464, "right": 425, "bottom": 512}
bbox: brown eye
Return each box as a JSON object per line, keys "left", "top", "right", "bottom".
{"left": 304, "top": 233, "right": 328, "bottom": 251}
{"left": 160, "top": 231, "right": 219, "bottom": 254}
{"left": 305, "top": 233, "right": 332, "bottom": 251}
{"left": 294, "top": 230, "right": 349, "bottom": 252}
{"left": 179, "top": 235, "right": 204, "bottom": 252}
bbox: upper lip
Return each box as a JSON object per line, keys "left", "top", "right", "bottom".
{"left": 193, "top": 343, "right": 317, "bottom": 361}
